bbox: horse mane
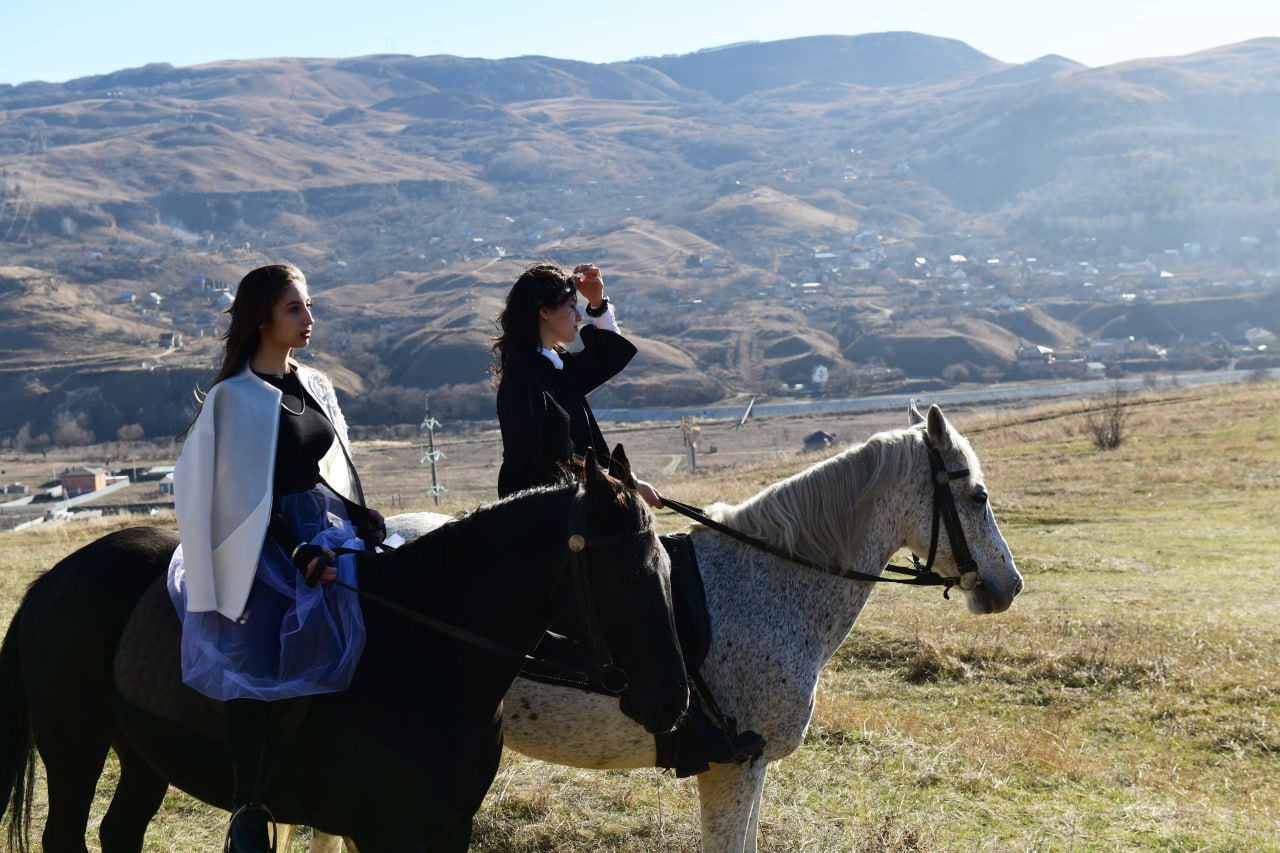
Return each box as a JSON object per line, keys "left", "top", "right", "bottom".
{"left": 393, "top": 480, "right": 579, "bottom": 565}
{"left": 706, "top": 426, "right": 924, "bottom": 570}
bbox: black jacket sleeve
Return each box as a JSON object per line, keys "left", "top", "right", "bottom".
{"left": 571, "top": 325, "right": 638, "bottom": 395}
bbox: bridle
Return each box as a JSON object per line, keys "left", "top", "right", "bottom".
{"left": 559, "top": 488, "right": 637, "bottom": 695}
{"left": 660, "top": 430, "right": 982, "bottom": 598}
{"left": 908, "top": 433, "right": 982, "bottom": 595}
{"left": 330, "top": 487, "right": 639, "bottom": 695}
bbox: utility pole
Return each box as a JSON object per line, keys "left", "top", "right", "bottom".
{"left": 419, "top": 393, "right": 446, "bottom": 506}
{"left": 681, "top": 415, "right": 699, "bottom": 474}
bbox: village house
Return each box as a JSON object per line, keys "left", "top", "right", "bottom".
{"left": 59, "top": 466, "right": 107, "bottom": 497}
{"left": 1015, "top": 345, "right": 1056, "bottom": 378}
{"left": 1244, "top": 327, "right": 1276, "bottom": 349}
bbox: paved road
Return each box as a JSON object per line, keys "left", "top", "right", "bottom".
{"left": 0, "top": 477, "right": 134, "bottom": 515}
{"left": 593, "top": 368, "right": 1276, "bottom": 424}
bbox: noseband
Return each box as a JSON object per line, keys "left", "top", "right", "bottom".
{"left": 660, "top": 431, "right": 982, "bottom": 597}
{"left": 906, "top": 434, "right": 981, "bottom": 597}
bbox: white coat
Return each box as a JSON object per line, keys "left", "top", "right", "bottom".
{"left": 173, "top": 364, "right": 361, "bottom": 620}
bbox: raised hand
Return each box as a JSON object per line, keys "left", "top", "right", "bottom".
{"left": 573, "top": 263, "right": 605, "bottom": 308}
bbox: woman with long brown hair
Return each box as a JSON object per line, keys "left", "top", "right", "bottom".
{"left": 168, "top": 262, "right": 385, "bottom": 852}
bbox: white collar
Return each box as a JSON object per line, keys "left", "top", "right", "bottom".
{"left": 538, "top": 347, "right": 564, "bottom": 370}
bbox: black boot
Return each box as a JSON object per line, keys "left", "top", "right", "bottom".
{"left": 225, "top": 699, "right": 278, "bottom": 853}
{"left": 667, "top": 696, "right": 766, "bottom": 778}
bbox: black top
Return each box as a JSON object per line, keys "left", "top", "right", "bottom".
{"left": 495, "top": 325, "right": 637, "bottom": 497}
{"left": 254, "top": 370, "right": 337, "bottom": 496}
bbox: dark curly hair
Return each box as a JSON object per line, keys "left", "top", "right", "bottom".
{"left": 490, "top": 262, "right": 577, "bottom": 384}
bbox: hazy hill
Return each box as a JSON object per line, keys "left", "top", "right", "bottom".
{"left": 1, "top": 33, "right": 1278, "bottom": 443}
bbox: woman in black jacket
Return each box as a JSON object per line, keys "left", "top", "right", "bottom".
{"left": 491, "top": 262, "right": 764, "bottom": 776}
{"left": 493, "top": 261, "right": 661, "bottom": 506}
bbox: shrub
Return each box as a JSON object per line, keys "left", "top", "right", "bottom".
{"left": 1083, "top": 382, "right": 1129, "bottom": 450}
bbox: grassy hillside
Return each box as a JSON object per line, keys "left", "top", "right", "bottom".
{"left": 4, "top": 36, "right": 1280, "bottom": 445}
{"left": 1, "top": 378, "right": 1278, "bottom": 850}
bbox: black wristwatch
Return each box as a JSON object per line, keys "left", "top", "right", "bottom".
{"left": 585, "top": 297, "right": 610, "bottom": 318}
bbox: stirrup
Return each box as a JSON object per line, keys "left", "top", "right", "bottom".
{"left": 223, "top": 802, "right": 279, "bottom": 853}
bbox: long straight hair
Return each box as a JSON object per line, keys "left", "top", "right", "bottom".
{"left": 178, "top": 263, "right": 305, "bottom": 440}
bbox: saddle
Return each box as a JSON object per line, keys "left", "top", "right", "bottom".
{"left": 113, "top": 577, "right": 307, "bottom": 743}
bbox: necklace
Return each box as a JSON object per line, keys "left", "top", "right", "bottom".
{"left": 279, "top": 371, "right": 305, "bottom": 416}
{"left": 279, "top": 392, "right": 305, "bottom": 417}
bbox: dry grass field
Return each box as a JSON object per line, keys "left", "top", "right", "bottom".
{"left": 2, "top": 379, "right": 1278, "bottom": 851}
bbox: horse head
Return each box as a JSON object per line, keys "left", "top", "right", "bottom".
{"left": 907, "top": 401, "right": 1024, "bottom": 614}
{"left": 567, "top": 446, "right": 689, "bottom": 735}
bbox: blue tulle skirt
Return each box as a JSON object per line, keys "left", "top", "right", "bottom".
{"left": 167, "top": 485, "right": 367, "bottom": 702}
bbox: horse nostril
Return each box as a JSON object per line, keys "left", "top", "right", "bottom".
{"left": 1014, "top": 577, "right": 1024, "bottom": 596}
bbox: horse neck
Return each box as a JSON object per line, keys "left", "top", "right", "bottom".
{"left": 717, "top": 430, "right": 917, "bottom": 573}
{"left": 361, "top": 487, "right": 576, "bottom": 651}
{"left": 704, "top": 433, "right": 925, "bottom": 665}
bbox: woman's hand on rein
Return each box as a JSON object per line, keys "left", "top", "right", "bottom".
{"left": 573, "top": 263, "right": 605, "bottom": 308}
{"left": 293, "top": 544, "right": 338, "bottom": 587}
{"left": 634, "top": 479, "right": 663, "bottom": 509}
{"left": 359, "top": 508, "right": 387, "bottom": 547}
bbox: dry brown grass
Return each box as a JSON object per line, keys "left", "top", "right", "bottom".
{"left": 3, "top": 379, "right": 1279, "bottom": 850}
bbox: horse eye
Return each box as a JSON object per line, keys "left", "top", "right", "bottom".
{"left": 973, "top": 486, "right": 989, "bottom": 505}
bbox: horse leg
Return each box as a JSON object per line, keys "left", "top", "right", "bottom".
{"left": 695, "top": 760, "right": 769, "bottom": 853}
{"left": 742, "top": 780, "right": 766, "bottom": 853}
{"left": 98, "top": 741, "right": 169, "bottom": 852}
{"left": 306, "top": 831, "right": 348, "bottom": 852}
{"left": 346, "top": 812, "right": 468, "bottom": 853}
{"left": 34, "top": 730, "right": 112, "bottom": 853}
{"left": 346, "top": 826, "right": 425, "bottom": 853}
{"left": 435, "top": 817, "right": 472, "bottom": 853}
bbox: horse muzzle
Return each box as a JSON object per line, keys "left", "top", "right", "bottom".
{"left": 966, "top": 569, "right": 1024, "bottom": 614}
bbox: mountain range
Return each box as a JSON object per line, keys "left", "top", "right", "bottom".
{"left": 1, "top": 32, "right": 1278, "bottom": 443}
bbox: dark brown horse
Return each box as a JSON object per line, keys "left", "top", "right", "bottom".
{"left": 0, "top": 451, "right": 689, "bottom": 852}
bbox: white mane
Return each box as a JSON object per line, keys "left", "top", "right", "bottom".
{"left": 706, "top": 425, "right": 924, "bottom": 571}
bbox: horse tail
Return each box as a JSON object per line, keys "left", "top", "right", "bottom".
{"left": 0, "top": 610, "right": 36, "bottom": 853}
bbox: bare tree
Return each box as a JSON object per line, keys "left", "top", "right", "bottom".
{"left": 52, "top": 411, "right": 94, "bottom": 447}
{"left": 1083, "top": 382, "right": 1129, "bottom": 450}
{"left": 116, "top": 423, "right": 145, "bottom": 442}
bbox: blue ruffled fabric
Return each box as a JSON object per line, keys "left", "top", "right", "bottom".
{"left": 167, "top": 484, "right": 366, "bottom": 702}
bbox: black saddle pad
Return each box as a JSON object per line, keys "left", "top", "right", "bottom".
{"left": 114, "top": 575, "right": 227, "bottom": 741}
{"left": 664, "top": 532, "right": 710, "bottom": 670}
{"left": 115, "top": 578, "right": 312, "bottom": 742}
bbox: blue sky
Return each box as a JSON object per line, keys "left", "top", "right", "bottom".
{"left": 4, "top": 0, "right": 1277, "bottom": 86}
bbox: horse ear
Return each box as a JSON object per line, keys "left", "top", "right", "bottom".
{"left": 610, "top": 443, "right": 638, "bottom": 489}
{"left": 583, "top": 447, "right": 607, "bottom": 486}
{"left": 926, "top": 404, "right": 951, "bottom": 448}
{"left": 908, "top": 398, "right": 925, "bottom": 426}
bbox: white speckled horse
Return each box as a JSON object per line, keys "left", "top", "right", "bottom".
{"left": 310, "top": 403, "right": 1023, "bottom": 853}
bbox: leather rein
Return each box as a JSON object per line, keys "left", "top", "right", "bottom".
{"left": 660, "top": 433, "right": 980, "bottom": 599}
{"left": 330, "top": 488, "right": 634, "bottom": 694}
